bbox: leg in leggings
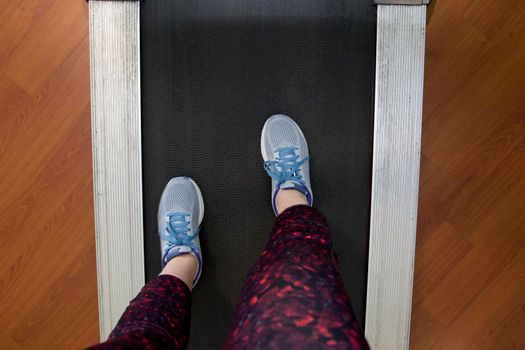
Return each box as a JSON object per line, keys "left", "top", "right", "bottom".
{"left": 86, "top": 275, "right": 191, "bottom": 350}
{"left": 88, "top": 176, "right": 204, "bottom": 350}
{"left": 224, "top": 205, "right": 369, "bottom": 350}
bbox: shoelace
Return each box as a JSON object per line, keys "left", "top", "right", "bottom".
{"left": 162, "top": 211, "right": 198, "bottom": 247}
{"left": 263, "top": 146, "right": 309, "bottom": 183}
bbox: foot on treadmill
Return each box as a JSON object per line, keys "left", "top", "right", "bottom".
{"left": 158, "top": 176, "right": 204, "bottom": 287}
{"left": 261, "top": 114, "right": 313, "bottom": 216}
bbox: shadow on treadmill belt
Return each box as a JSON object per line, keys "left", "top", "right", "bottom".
{"left": 140, "top": 1, "right": 376, "bottom": 348}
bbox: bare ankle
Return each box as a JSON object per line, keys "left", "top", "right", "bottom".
{"left": 160, "top": 253, "right": 198, "bottom": 290}
{"left": 276, "top": 189, "right": 308, "bottom": 215}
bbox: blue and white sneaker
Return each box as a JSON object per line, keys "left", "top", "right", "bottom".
{"left": 261, "top": 114, "right": 313, "bottom": 216}
{"left": 158, "top": 176, "right": 204, "bottom": 287}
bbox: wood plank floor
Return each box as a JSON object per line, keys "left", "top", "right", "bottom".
{"left": 0, "top": 0, "right": 523, "bottom": 348}
{"left": 410, "top": 0, "right": 525, "bottom": 349}
{"left": 0, "top": 0, "right": 99, "bottom": 349}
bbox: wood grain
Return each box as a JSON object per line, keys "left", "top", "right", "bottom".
{"left": 3, "top": 0, "right": 87, "bottom": 94}
{"left": 411, "top": 0, "right": 525, "bottom": 347}
{"left": 0, "top": 0, "right": 98, "bottom": 349}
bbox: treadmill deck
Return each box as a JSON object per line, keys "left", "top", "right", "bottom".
{"left": 140, "top": 1, "right": 376, "bottom": 347}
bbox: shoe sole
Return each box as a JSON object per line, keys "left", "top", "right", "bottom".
{"left": 260, "top": 114, "right": 308, "bottom": 162}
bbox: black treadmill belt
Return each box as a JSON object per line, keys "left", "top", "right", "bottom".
{"left": 140, "top": 1, "right": 376, "bottom": 348}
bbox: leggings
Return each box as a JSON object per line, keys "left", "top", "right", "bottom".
{"left": 88, "top": 205, "right": 369, "bottom": 350}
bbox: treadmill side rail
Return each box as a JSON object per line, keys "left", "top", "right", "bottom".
{"left": 366, "top": 4, "right": 426, "bottom": 350}
{"left": 89, "top": 0, "right": 145, "bottom": 340}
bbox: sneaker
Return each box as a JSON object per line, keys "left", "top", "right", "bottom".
{"left": 260, "top": 114, "right": 313, "bottom": 215}
{"left": 158, "top": 176, "right": 204, "bottom": 287}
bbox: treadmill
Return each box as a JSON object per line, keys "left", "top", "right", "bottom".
{"left": 88, "top": 1, "right": 429, "bottom": 349}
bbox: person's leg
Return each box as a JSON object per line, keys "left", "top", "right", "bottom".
{"left": 224, "top": 115, "right": 368, "bottom": 349}
{"left": 224, "top": 201, "right": 368, "bottom": 349}
{"left": 87, "top": 270, "right": 192, "bottom": 350}
{"left": 160, "top": 253, "right": 198, "bottom": 288}
{"left": 275, "top": 186, "right": 308, "bottom": 215}
{"left": 87, "top": 177, "right": 204, "bottom": 350}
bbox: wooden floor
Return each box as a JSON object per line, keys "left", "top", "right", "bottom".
{"left": 0, "top": 0, "right": 98, "bottom": 348}
{"left": 410, "top": 0, "right": 525, "bottom": 349}
{"left": 0, "top": 0, "right": 523, "bottom": 349}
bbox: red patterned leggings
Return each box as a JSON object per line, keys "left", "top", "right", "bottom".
{"left": 88, "top": 205, "right": 369, "bottom": 350}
